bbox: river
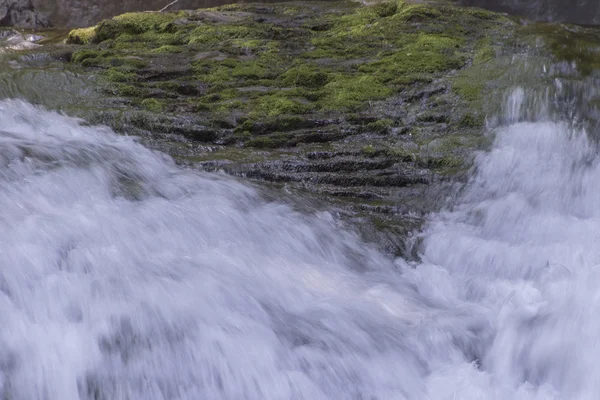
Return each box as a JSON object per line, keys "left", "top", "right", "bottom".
{"left": 0, "top": 26, "right": 597, "bottom": 400}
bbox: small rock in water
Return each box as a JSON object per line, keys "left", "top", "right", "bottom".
{"left": 25, "top": 34, "right": 44, "bottom": 42}
{"left": 0, "top": 32, "right": 41, "bottom": 50}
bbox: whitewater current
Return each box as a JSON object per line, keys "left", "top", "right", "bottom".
{"left": 0, "top": 83, "right": 597, "bottom": 398}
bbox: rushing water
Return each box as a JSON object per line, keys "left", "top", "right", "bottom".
{"left": 0, "top": 44, "right": 599, "bottom": 400}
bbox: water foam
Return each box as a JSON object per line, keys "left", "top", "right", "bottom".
{"left": 0, "top": 85, "right": 597, "bottom": 400}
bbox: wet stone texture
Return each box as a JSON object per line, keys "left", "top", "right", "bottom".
{"left": 10, "top": 0, "right": 522, "bottom": 256}
{"left": 15, "top": 0, "right": 600, "bottom": 256}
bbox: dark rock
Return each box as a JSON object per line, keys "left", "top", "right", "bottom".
{"left": 0, "top": 0, "right": 48, "bottom": 28}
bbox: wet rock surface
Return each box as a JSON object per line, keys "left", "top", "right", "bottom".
{"left": 7, "top": 0, "right": 600, "bottom": 255}
{"left": 58, "top": 0, "right": 518, "bottom": 255}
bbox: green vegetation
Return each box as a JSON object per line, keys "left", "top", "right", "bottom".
{"left": 321, "top": 75, "right": 391, "bottom": 110}
{"left": 64, "top": 0, "right": 514, "bottom": 177}
{"left": 104, "top": 68, "right": 135, "bottom": 82}
{"left": 95, "top": 12, "right": 183, "bottom": 42}
{"left": 152, "top": 45, "right": 184, "bottom": 54}
{"left": 366, "top": 119, "right": 394, "bottom": 134}
{"left": 67, "top": 27, "right": 95, "bottom": 45}
{"left": 141, "top": 98, "right": 165, "bottom": 112}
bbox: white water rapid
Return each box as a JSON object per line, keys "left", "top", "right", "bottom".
{"left": 0, "top": 83, "right": 597, "bottom": 399}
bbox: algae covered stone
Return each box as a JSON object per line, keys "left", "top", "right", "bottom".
{"left": 67, "top": 27, "right": 96, "bottom": 45}
{"left": 62, "top": 0, "right": 516, "bottom": 219}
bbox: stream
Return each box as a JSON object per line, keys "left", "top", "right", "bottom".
{"left": 0, "top": 26, "right": 598, "bottom": 400}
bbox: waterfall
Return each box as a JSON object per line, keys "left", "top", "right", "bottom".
{"left": 0, "top": 33, "right": 598, "bottom": 400}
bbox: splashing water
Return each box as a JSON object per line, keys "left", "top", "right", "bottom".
{"left": 0, "top": 79, "right": 598, "bottom": 400}
{"left": 0, "top": 100, "right": 430, "bottom": 400}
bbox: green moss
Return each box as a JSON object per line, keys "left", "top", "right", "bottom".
{"left": 473, "top": 37, "right": 495, "bottom": 65}
{"left": 331, "top": 6, "right": 378, "bottom": 38}
{"left": 105, "top": 68, "right": 136, "bottom": 83}
{"left": 114, "top": 84, "right": 144, "bottom": 97}
{"left": 429, "top": 155, "right": 464, "bottom": 169}
{"left": 283, "top": 5, "right": 303, "bottom": 15}
{"left": 251, "top": 94, "right": 312, "bottom": 117}
{"left": 110, "top": 57, "right": 147, "bottom": 69}
{"left": 187, "top": 24, "right": 256, "bottom": 46}
{"left": 71, "top": 50, "right": 112, "bottom": 64}
{"left": 464, "top": 7, "right": 502, "bottom": 20}
{"left": 213, "top": 100, "right": 246, "bottom": 113}
{"left": 152, "top": 45, "right": 183, "bottom": 54}
{"left": 141, "top": 98, "right": 165, "bottom": 112}
{"left": 453, "top": 72, "right": 484, "bottom": 103}
{"left": 113, "top": 12, "right": 180, "bottom": 29}
{"left": 362, "top": 144, "right": 377, "bottom": 157}
{"left": 373, "top": 1, "right": 398, "bottom": 18}
{"left": 415, "top": 34, "right": 462, "bottom": 52}
{"left": 459, "top": 112, "right": 485, "bottom": 128}
{"left": 231, "top": 63, "right": 266, "bottom": 80}
{"left": 393, "top": 2, "right": 442, "bottom": 22}
{"left": 386, "top": 146, "right": 416, "bottom": 161}
{"left": 391, "top": 73, "right": 434, "bottom": 86}
{"left": 301, "top": 48, "right": 338, "bottom": 59}
{"left": 80, "top": 58, "right": 101, "bottom": 67}
{"left": 366, "top": 119, "right": 394, "bottom": 133}
{"left": 238, "top": 116, "right": 311, "bottom": 134}
{"left": 199, "top": 88, "right": 239, "bottom": 103}
{"left": 108, "top": 30, "right": 187, "bottom": 50}
{"left": 232, "top": 39, "right": 265, "bottom": 49}
{"left": 67, "top": 0, "right": 512, "bottom": 158}
{"left": 194, "top": 52, "right": 282, "bottom": 85}
{"left": 321, "top": 75, "right": 391, "bottom": 110}
{"left": 194, "top": 62, "right": 231, "bottom": 84}
{"left": 67, "top": 27, "right": 96, "bottom": 44}
{"left": 280, "top": 64, "right": 330, "bottom": 88}
{"left": 359, "top": 34, "right": 465, "bottom": 81}
{"left": 94, "top": 20, "right": 125, "bottom": 43}
{"left": 90, "top": 11, "right": 182, "bottom": 43}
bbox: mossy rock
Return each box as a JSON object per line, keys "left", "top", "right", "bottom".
{"left": 321, "top": 75, "right": 392, "bottom": 110}
{"left": 67, "top": 11, "right": 183, "bottom": 44}
{"left": 141, "top": 98, "right": 165, "bottom": 112}
{"left": 60, "top": 0, "right": 521, "bottom": 206}
{"left": 67, "top": 27, "right": 95, "bottom": 45}
{"left": 280, "top": 64, "right": 330, "bottom": 88}
{"left": 152, "top": 45, "right": 184, "bottom": 54}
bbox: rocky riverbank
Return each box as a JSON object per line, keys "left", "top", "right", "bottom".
{"left": 4, "top": 0, "right": 600, "bottom": 255}
{"left": 61, "top": 0, "right": 519, "bottom": 255}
